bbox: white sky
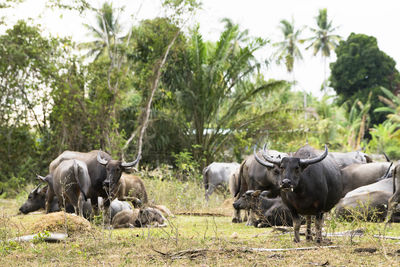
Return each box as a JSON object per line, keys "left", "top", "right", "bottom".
{"left": 2, "top": 0, "right": 400, "bottom": 98}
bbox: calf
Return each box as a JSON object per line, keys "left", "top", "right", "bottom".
{"left": 112, "top": 207, "right": 166, "bottom": 229}
{"left": 203, "top": 162, "right": 240, "bottom": 201}
{"left": 39, "top": 159, "right": 91, "bottom": 217}
{"left": 113, "top": 174, "right": 148, "bottom": 205}
{"left": 233, "top": 190, "right": 293, "bottom": 227}
{"left": 110, "top": 199, "right": 133, "bottom": 220}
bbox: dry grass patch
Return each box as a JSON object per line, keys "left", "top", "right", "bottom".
{"left": 31, "top": 212, "right": 92, "bottom": 236}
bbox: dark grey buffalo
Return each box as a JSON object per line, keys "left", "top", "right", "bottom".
{"left": 256, "top": 144, "right": 342, "bottom": 243}
{"left": 329, "top": 151, "right": 372, "bottom": 169}
{"left": 341, "top": 162, "right": 392, "bottom": 197}
{"left": 203, "top": 162, "right": 240, "bottom": 201}
{"left": 233, "top": 190, "right": 293, "bottom": 227}
{"left": 232, "top": 150, "right": 287, "bottom": 225}
{"left": 39, "top": 159, "right": 91, "bottom": 216}
{"left": 19, "top": 184, "right": 60, "bottom": 214}
{"left": 48, "top": 150, "right": 140, "bottom": 209}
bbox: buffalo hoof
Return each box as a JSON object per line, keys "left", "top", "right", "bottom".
{"left": 232, "top": 217, "right": 242, "bottom": 223}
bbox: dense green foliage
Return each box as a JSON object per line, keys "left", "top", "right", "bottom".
{"left": 1, "top": 2, "right": 400, "bottom": 192}
{"left": 330, "top": 33, "right": 400, "bottom": 126}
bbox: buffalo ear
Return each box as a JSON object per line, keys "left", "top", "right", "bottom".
{"left": 252, "top": 190, "right": 261, "bottom": 197}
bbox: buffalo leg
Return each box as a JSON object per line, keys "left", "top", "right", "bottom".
{"left": 292, "top": 211, "right": 301, "bottom": 243}
{"left": 232, "top": 208, "right": 242, "bottom": 223}
{"left": 246, "top": 210, "right": 256, "bottom": 226}
{"left": 306, "top": 216, "right": 313, "bottom": 241}
{"left": 386, "top": 193, "right": 400, "bottom": 224}
{"left": 315, "top": 212, "right": 324, "bottom": 243}
{"left": 205, "top": 185, "right": 215, "bottom": 202}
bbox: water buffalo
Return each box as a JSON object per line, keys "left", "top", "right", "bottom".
{"left": 256, "top": 144, "right": 342, "bottom": 243}
{"left": 38, "top": 159, "right": 91, "bottom": 216}
{"left": 113, "top": 174, "right": 148, "bottom": 205}
{"left": 112, "top": 207, "right": 166, "bottom": 229}
{"left": 328, "top": 151, "right": 372, "bottom": 169}
{"left": 341, "top": 162, "right": 392, "bottom": 197}
{"left": 336, "top": 177, "right": 400, "bottom": 222}
{"left": 233, "top": 190, "right": 293, "bottom": 227}
{"left": 19, "top": 184, "right": 60, "bottom": 214}
{"left": 48, "top": 150, "right": 140, "bottom": 210}
{"left": 386, "top": 163, "right": 400, "bottom": 223}
{"left": 203, "top": 162, "right": 240, "bottom": 201}
{"left": 110, "top": 199, "right": 133, "bottom": 220}
{"left": 232, "top": 149, "right": 288, "bottom": 225}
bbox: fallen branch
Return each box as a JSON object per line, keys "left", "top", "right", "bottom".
{"left": 373, "top": 235, "right": 400, "bottom": 240}
{"left": 244, "top": 246, "right": 339, "bottom": 252}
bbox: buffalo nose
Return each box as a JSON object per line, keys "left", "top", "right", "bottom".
{"left": 281, "top": 179, "right": 291, "bottom": 188}
{"left": 103, "top": 180, "right": 110, "bottom": 187}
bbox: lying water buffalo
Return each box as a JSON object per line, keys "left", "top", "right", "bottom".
{"left": 256, "top": 144, "right": 343, "bottom": 243}
{"left": 233, "top": 149, "right": 288, "bottom": 225}
{"left": 112, "top": 207, "right": 166, "bottom": 229}
{"left": 336, "top": 178, "right": 400, "bottom": 222}
{"left": 110, "top": 199, "right": 133, "bottom": 220}
{"left": 48, "top": 150, "right": 140, "bottom": 210}
{"left": 38, "top": 159, "right": 91, "bottom": 216}
{"left": 113, "top": 174, "right": 148, "bottom": 206}
{"left": 341, "top": 162, "right": 392, "bottom": 197}
{"left": 233, "top": 190, "right": 293, "bottom": 227}
{"left": 203, "top": 162, "right": 240, "bottom": 201}
{"left": 19, "top": 184, "right": 61, "bottom": 214}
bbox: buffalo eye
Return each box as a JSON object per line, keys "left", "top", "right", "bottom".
{"left": 274, "top": 169, "right": 280, "bottom": 175}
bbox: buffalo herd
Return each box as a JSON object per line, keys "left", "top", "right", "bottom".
{"left": 203, "top": 144, "right": 400, "bottom": 243}
{"left": 18, "top": 145, "right": 400, "bottom": 243}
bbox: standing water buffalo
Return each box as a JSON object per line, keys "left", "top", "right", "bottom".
{"left": 203, "top": 162, "right": 240, "bottom": 201}
{"left": 232, "top": 149, "right": 287, "bottom": 225}
{"left": 38, "top": 159, "right": 91, "bottom": 216}
{"left": 48, "top": 150, "right": 140, "bottom": 210}
{"left": 255, "top": 144, "right": 343, "bottom": 243}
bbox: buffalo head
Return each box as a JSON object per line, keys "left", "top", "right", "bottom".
{"left": 97, "top": 152, "right": 141, "bottom": 195}
{"left": 19, "top": 184, "right": 47, "bottom": 214}
{"left": 255, "top": 144, "right": 328, "bottom": 192}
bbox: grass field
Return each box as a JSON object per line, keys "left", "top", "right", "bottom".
{"left": 1, "top": 178, "right": 400, "bottom": 266}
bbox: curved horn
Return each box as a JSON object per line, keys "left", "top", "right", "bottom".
{"left": 260, "top": 145, "right": 281, "bottom": 165}
{"left": 299, "top": 144, "right": 328, "bottom": 166}
{"left": 32, "top": 184, "right": 41, "bottom": 193}
{"left": 383, "top": 162, "right": 393, "bottom": 179}
{"left": 383, "top": 152, "right": 390, "bottom": 162}
{"left": 37, "top": 174, "right": 47, "bottom": 183}
{"left": 253, "top": 146, "right": 275, "bottom": 168}
{"left": 121, "top": 154, "right": 141, "bottom": 168}
{"left": 97, "top": 152, "right": 109, "bottom": 166}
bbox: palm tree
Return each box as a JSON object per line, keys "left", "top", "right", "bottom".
{"left": 306, "top": 8, "right": 341, "bottom": 91}
{"left": 80, "top": 2, "right": 123, "bottom": 60}
{"left": 174, "top": 21, "right": 287, "bottom": 164}
{"left": 274, "top": 18, "right": 304, "bottom": 80}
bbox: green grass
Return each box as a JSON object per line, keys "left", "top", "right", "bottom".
{"left": 1, "top": 179, "right": 400, "bottom": 266}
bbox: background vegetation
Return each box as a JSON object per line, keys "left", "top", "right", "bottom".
{"left": 1, "top": 0, "right": 400, "bottom": 192}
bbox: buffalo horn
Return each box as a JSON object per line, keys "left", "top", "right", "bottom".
{"left": 37, "top": 174, "right": 46, "bottom": 183}
{"left": 260, "top": 145, "right": 281, "bottom": 165}
{"left": 383, "top": 152, "right": 390, "bottom": 162}
{"left": 97, "top": 152, "right": 109, "bottom": 165}
{"left": 253, "top": 146, "right": 275, "bottom": 168}
{"left": 32, "top": 184, "right": 41, "bottom": 194}
{"left": 299, "top": 144, "right": 328, "bottom": 166}
{"left": 121, "top": 154, "right": 141, "bottom": 168}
